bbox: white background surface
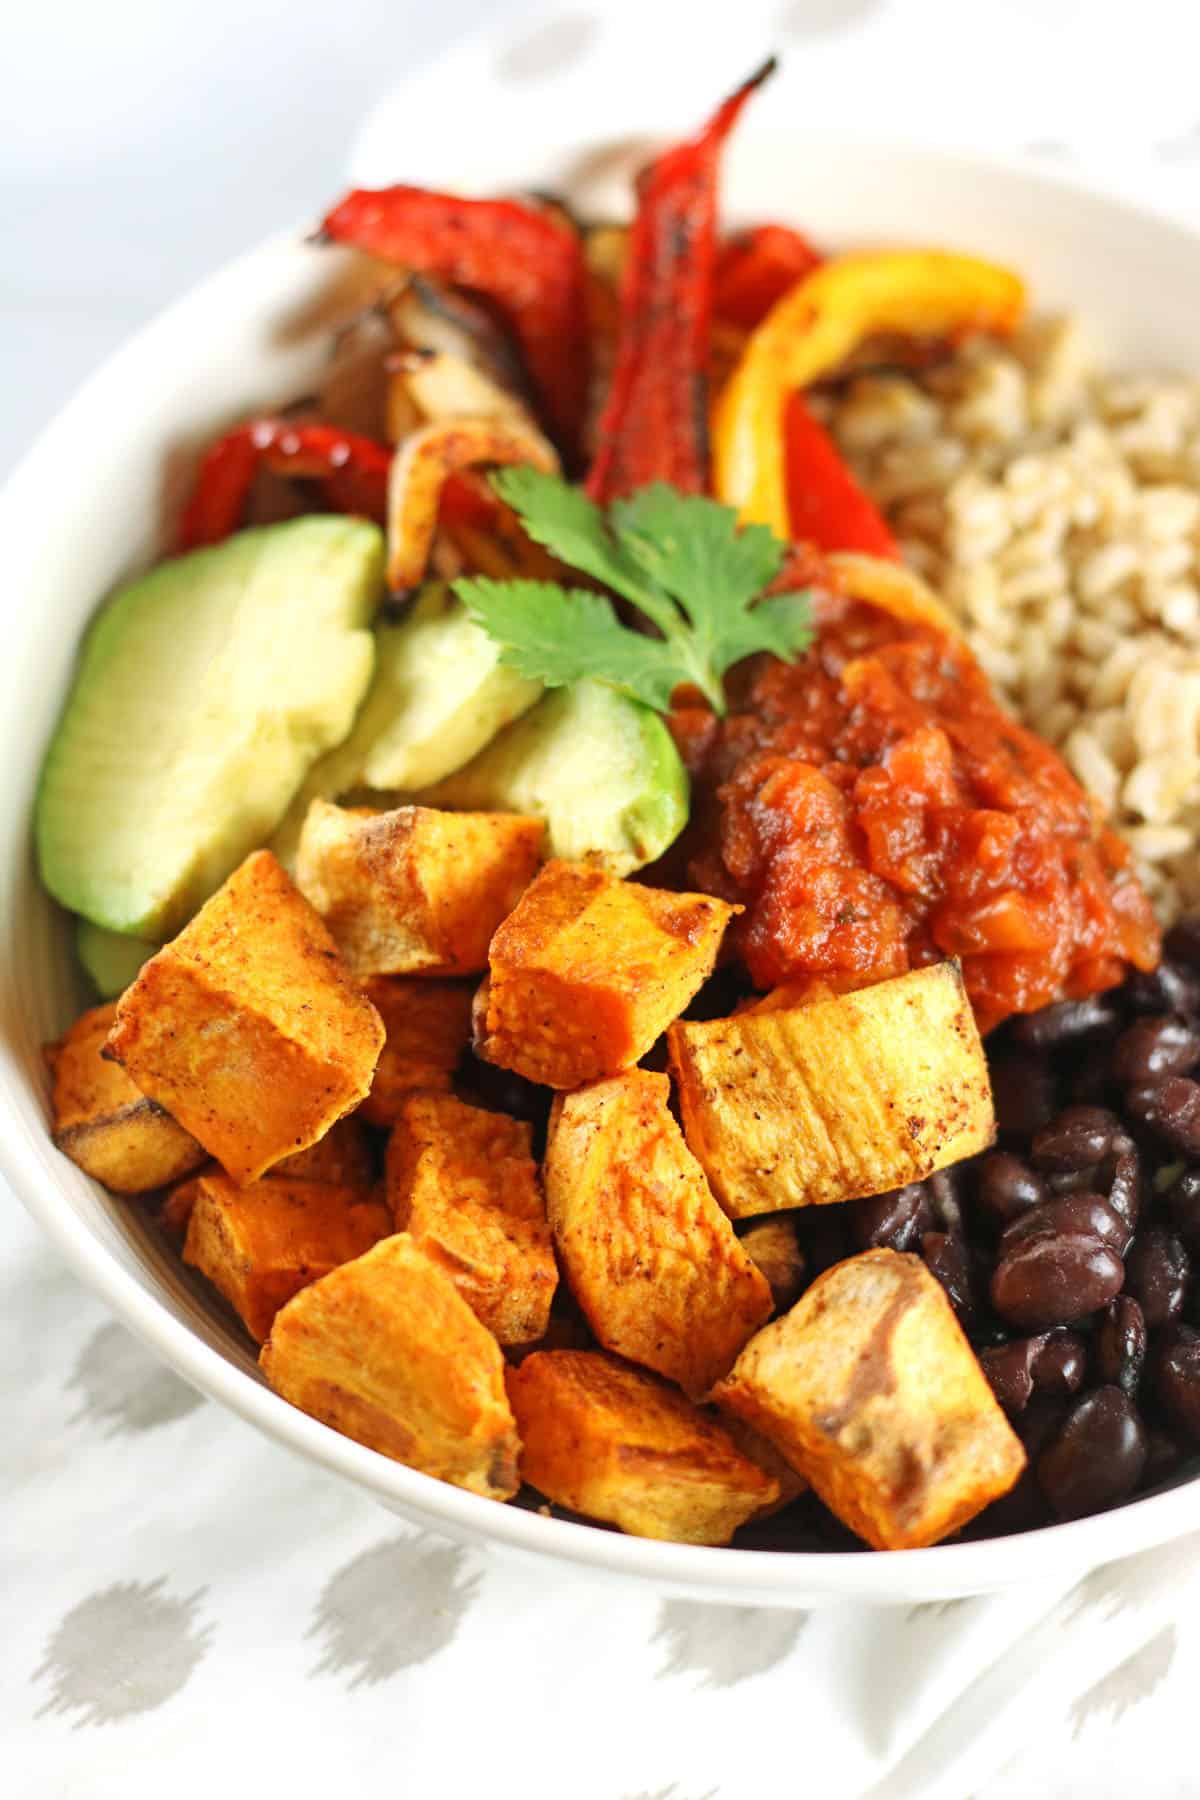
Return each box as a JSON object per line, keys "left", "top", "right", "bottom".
{"left": 5, "top": 1, "right": 1200, "bottom": 1793}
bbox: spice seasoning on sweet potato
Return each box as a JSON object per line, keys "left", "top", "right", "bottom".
{"left": 544, "top": 1070, "right": 772, "bottom": 1396}
{"left": 107, "top": 851, "right": 384, "bottom": 1186}
{"left": 261, "top": 1232, "right": 521, "bottom": 1500}
{"left": 507, "top": 1349, "right": 778, "bottom": 1544}
{"left": 386, "top": 1091, "right": 556, "bottom": 1345}
{"left": 358, "top": 977, "right": 474, "bottom": 1126}
{"left": 46, "top": 1002, "right": 206, "bottom": 1194}
{"left": 182, "top": 1172, "right": 391, "bottom": 1342}
{"left": 478, "top": 859, "right": 737, "bottom": 1089}
{"left": 713, "top": 1249, "right": 1026, "bottom": 1549}
{"left": 669, "top": 962, "right": 995, "bottom": 1216}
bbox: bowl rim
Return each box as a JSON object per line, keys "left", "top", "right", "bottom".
{"left": 5, "top": 129, "right": 1200, "bottom": 1604}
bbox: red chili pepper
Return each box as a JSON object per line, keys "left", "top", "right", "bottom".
{"left": 317, "top": 187, "right": 589, "bottom": 463}
{"left": 178, "top": 421, "right": 392, "bottom": 551}
{"left": 784, "top": 392, "right": 899, "bottom": 559}
{"left": 585, "top": 59, "right": 776, "bottom": 505}
{"left": 714, "top": 223, "right": 823, "bottom": 330}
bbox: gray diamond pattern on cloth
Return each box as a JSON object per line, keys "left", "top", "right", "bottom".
{"left": 306, "top": 1535, "right": 481, "bottom": 1687}
{"left": 67, "top": 1322, "right": 203, "bottom": 1436}
{"left": 33, "top": 1580, "right": 212, "bottom": 1727}
{"left": 652, "top": 1602, "right": 807, "bottom": 1688}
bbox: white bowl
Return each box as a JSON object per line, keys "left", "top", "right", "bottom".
{"left": 4, "top": 129, "right": 1200, "bottom": 1608}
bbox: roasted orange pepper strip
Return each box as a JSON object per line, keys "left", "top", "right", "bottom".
{"left": 713, "top": 249, "right": 1025, "bottom": 533}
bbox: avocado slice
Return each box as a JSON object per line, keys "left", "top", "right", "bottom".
{"left": 75, "top": 920, "right": 155, "bottom": 999}
{"left": 270, "top": 587, "right": 542, "bottom": 867}
{"left": 36, "top": 517, "right": 384, "bottom": 941}
{"left": 421, "top": 679, "right": 689, "bottom": 875}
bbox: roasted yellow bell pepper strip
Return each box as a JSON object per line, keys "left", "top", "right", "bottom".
{"left": 712, "top": 249, "right": 1025, "bottom": 534}
{"left": 827, "top": 551, "right": 963, "bottom": 638}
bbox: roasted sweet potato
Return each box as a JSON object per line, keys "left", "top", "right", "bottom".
{"left": 507, "top": 1349, "right": 778, "bottom": 1544}
{"left": 273, "top": 1115, "right": 377, "bottom": 1186}
{"left": 669, "top": 962, "right": 995, "bottom": 1217}
{"left": 385, "top": 1087, "right": 557, "bottom": 1346}
{"left": 478, "top": 860, "right": 737, "bottom": 1089}
{"left": 261, "top": 1232, "right": 521, "bottom": 1499}
{"left": 360, "top": 976, "right": 474, "bottom": 1125}
{"left": 544, "top": 1071, "right": 771, "bottom": 1396}
{"left": 386, "top": 1091, "right": 555, "bottom": 1345}
{"left": 46, "top": 1002, "right": 206, "bottom": 1193}
{"left": 295, "top": 799, "right": 544, "bottom": 978}
{"left": 182, "top": 1172, "right": 391, "bottom": 1342}
{"left": 713, "top": 1249, "right": 1025, "bottom": 1549}
{"left": 737, "top": 1215, "right": 807, "bottom": 1314}
{"left": 107, "top": 851, "right": 384, "bottom": 1186}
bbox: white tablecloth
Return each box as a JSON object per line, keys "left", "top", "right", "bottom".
{"left": 5, "top": 2, "right": 1200, "bottom": 1793}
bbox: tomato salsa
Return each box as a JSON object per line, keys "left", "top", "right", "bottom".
{"left": 669, "top": 597, "right": 1161, "bottom": 1032}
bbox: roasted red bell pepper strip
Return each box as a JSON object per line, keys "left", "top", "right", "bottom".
{"left": 585, "top": 59, "right": 775, "bottom": 505}
{"left": 714, "top": 223, "right": 823, "bottom": 330}
{"left": 178, "top": 421, "right": 391, "bottom": 550}
{"left": 784, "top": 392, "right": 899, "bottom": 559}
{"left": 317, "top": 187, "right": 589, "bottom": 463}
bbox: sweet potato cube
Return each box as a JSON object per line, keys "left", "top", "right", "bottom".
{"left": 668, "top": 962, "right": 995, "bottom": 1217}
{"left": 182, "top": 1171, "right": 391, "bottom": 1342}
{"left": 544, "top": 1071, "right": 771, "bottom": 1396}
{"left": 261, "top": 1233, "right": 521, "bottom": 1500}
{"left": 386, "top": 1092, "right": 555, "bottom": 1345}
{"left": 272, "top": 1115, "right": 377, "bottom": 1186}
{"left": 508, "top": 1350, "right": 777, "bottom": 1544}
{"left": 359, "top": 976, "right": 474, "bottom": 1125}
{"left": 46, "top": 1002, "right": 206, "bottom": 1193}
{"left": 737, "top": 1215, "right": 807, "bottom": 1314}
{"left": 478, "top": 860, "right": 737, "bottom": 1089}
{"left": 295, "top": 799, "right": 543, "bottom": 977}
{"left": 713, "top": 1249, "right": 1025, "bottom": 1549}
{"left": 107, "top": 851, "right": 384, "bottom": 1186}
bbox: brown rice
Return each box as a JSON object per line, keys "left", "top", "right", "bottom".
{"left": 817, "top": 319, "right": 1200, "bottom": 926}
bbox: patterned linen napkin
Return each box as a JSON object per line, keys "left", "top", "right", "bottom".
{"left": 4, "top": 1192, "right": 1199, "bottom": 1800}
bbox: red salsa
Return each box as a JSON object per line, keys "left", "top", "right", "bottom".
{"left": 669, "top": 596, "right": 1160, "bottom": 1033}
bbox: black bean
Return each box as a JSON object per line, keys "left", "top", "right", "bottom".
{"left": 1142, "top": 1428, "right": 1186, "bottom": 1490}
{"left": 991, "top": 1231, "right": 1124, "bottom": 1330}
{"left": 796, "top": 1206, "right": 854, "bottom": 1278}
{"left": 1112, "top": 1016, "right": 1200, "bottom": 1084}
{"left": 975, "top": 1153, "right": 1047, "bottom": 1232}
{"left": 926, "top": 1168, "right": 965, "bottom": 1236}
{"left": 1031, "top": 1331, "right": 1087, "bottom": 1397}
{"left": 979, "top": 1336, "right": 1043, "bottom": 1413}
{"left": 1125, "top": 961, "right": 1200, "bottom": 1019}
{"left": 1000, "top": 1193, "right": 1130, "bottom": 1257}
{"left": 1045, "top": 1165, "right": 1104, "bottom": 1195}
{"left": 1164, "top": 1167, "right": 1200, "bottom": 1246}
{"left": 1094, "top": 1296, "right": 1147, "bottom": 1397}
{"left": 1066, "top": 1046, "right": 1118, "bottom": 1106}
{"left": 1125, "top": 1077, "right": 1200, "bottom": 1156}
{"left": 921, "top": 1231, "right": 974, "bottom": 1327}
{"left": 1153, "top": 1325, "right": 1200, "bottom": 1439}
{"left": 1037, "top": 1388, "right": 1148, "bottom": 1519}
{"left": 1104, "top": 1145, "right": 1144, "bottom": 1232}
{"left": 1012, "top": 995, "right": 1120, "bottom": 1049}
{"left": 1165, "top": 920, "right": 1200, "bottom": 971}
{"left": 1032, "top": 1105, "right": 1122, "bottom": 1173}
{"left": 990, "top": 1054, "right": 1059, "bottom": 1137}
{"left": 1124, "top": 1226, "right": 1191, "bottom": 1328}
{"left": 851, "top": 1183, "right": 934, "bottom": 1253}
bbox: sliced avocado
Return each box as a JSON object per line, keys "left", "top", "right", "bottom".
{"left": 36, "top": 517, "right": 384, "bottom": 941}
{"left": 75, "top": 920, "right": 155, "bottom": 999}
{"left": 421, "top": 679, "right": 689, "bottom": 875}
{"left": 270, "top": 586, "right": 542, "bottom": 867}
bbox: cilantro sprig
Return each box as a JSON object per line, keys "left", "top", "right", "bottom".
{"left": 451, "top": 469, "right": 813, "bottom": 716}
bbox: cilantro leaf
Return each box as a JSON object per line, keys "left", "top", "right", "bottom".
{"left": 452, "top": 471, "right": 813, "bottom": 717}
{"left": 456, "top": 577, "right": 685, "bottom": 712}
